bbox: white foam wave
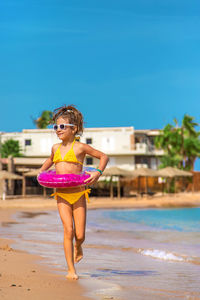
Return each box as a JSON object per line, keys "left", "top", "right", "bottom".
{"left": 139, "top": 249, "right": 184, "bottom": 262}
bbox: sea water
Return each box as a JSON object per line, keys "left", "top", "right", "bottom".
{"left": 1, "top": 207, "right": 200, "bottom": 300}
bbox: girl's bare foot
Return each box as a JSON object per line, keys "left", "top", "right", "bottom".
{"left": 66, "top": 271, "right": 79, "bottom": 280}
{"left": 74, "top": 244, "right": 83, "bottom": 263}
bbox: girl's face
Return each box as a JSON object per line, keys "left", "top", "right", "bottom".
{"left": 55, "top": 117, "right": 76, "bottom": 141}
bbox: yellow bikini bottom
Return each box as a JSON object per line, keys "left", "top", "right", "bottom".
{"left": 51, "top": 188, "right": 91, "bottom": 205}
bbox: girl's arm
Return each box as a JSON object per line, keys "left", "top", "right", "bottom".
{"left": 83, "top": 144, "right": 109, "bottom": 184}
{"left": 39, "top": 147, "right": 54, "bottom": 173}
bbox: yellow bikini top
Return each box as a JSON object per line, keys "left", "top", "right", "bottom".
{"left": 53, "top": 139, "right": 83, "bottom": 165}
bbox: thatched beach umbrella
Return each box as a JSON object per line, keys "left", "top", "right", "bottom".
{"left": 156, "top": 167, "right": 193, "bottom": 193}
{"left": 131, "top": 168, "right": 158, "bottom": 177}
{"left": 24, "top": 169, "right": 41, "bottom": 177}
{"left": 156, "top": 167, "right": 193, "bottom": 178}
{"left": 103, "top": 167, "right": 133, "bottom": 199}
{"left": 103, "top": 166, "right": 133, "bottom": 177}
{"left": 0, "top": 170, "right": 23, "bottom": 180}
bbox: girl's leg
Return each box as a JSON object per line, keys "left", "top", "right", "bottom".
{"left": 57, "top": 196, "right": 78, "bottom": 280}
{"left": 73, "top": 195, "right": 87, "bottom": 263}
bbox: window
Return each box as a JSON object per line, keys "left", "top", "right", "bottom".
{"left": 86, "top": 157, "right": 93, "bottom": 165}
{"left": 86, "top": 138, "right": 92, "bottom": 144}
{"left": 25, "top": 139, "right": 31, "bottom": 146}
{"left": 135, "top": 156, "right": 149, "bottom": 165}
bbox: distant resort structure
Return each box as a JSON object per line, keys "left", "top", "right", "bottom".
{"left": 0, "top": 126, "right": 164, "bottom": 173}
{"left": 1, "top": 127, "right": 199, "bottom": 198}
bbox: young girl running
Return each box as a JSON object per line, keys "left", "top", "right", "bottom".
{"left": 39, "top": 105, "right": 109, "bottom": 280}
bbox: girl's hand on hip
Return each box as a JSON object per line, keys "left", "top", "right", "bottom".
{"left": 84, "top": 171, "right": 101, "bottom": 185}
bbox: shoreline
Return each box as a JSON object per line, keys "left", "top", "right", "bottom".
{"left": 0, "top": 192, "right": 200, "bottom": 210}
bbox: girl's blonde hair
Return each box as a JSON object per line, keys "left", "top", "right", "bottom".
{"left": 53, "top": 104, "right": 84, "bottom": 135}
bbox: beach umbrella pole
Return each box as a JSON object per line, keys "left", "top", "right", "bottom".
{"left": 117, "top": 177, "right": 121, "bottom": 199}
{"left": 43, "top": 187, "right": 47, "bottom": 197}
{"left": 110, "top": 176, "right": 113, "bottom": 199}
{"left": 174, "top": 177, "right": 177, "bottom": 197}
{"left": 22, "top": 175, "right": 26, "bottom": 197}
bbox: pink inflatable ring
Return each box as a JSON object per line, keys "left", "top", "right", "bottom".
{"left": 37, "top": 167, "right": 97, "bottom": 188}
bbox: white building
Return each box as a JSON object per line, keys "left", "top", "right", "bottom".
{"left": 0, "top": 126, "right": 163, "bottom": 172}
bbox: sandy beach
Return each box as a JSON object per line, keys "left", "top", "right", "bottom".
{"left": 1, "top": 192, "right": 200, "bottom": 210}
{"left": 0, "top": 193, "right": 200, "bottom": 300}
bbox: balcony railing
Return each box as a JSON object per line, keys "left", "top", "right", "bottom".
{"left": 134, "top": 143, "right": 163, "bottom": 154}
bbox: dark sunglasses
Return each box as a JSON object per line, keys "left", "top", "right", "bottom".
{"left": 53, "top": 123, "right": 74, "bottom": 131}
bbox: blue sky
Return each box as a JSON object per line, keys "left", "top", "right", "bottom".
{"left": 1, "top": 0, "right": 200, "bottom": 133}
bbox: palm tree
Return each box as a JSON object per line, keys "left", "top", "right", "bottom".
{"left": 155, "top": 114, "right": 200, "bottom": 170}
{"left": 34, "top": 110, "right": 53, "bottom": 129}
{"left": 182, "top": 115, "right": 200, "bottom": 170}
{"left": 0, "top": 139, "right": 22, "bottom": 158}
{"left": 155, "top": 123, "right": 182, "bottom": 168}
